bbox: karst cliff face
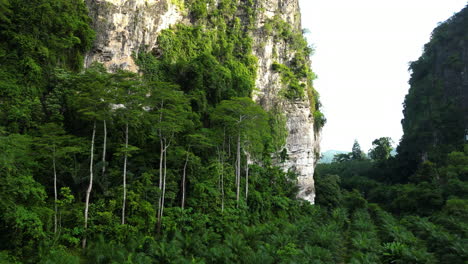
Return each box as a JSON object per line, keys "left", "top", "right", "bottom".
{"left": 397, "top": 6, "right": 468, "bottom": 177}
{"left": 84, "top": 0, "right": 321, "bottom": 203}
{"left": 250, "top": 0, "right": 320, "bottom": 203}
{"left": 84, "top": 0, "right": 183, "bottom": 71}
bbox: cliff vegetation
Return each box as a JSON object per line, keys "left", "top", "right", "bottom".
{"left": 0, "top": 0, "right": 466, "bottom": 263}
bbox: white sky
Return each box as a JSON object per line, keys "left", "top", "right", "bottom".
{"left": 299, "top": 0, "right": 467, "bottom": 152}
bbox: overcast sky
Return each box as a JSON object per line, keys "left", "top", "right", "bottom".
{"left": 298, "top": 0, "right": 467, "bottom": 152}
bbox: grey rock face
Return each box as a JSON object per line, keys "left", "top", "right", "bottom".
{"left": 84, "top": 0, "right": 321, "bottom": 203}
{"left": 84, "top": 0, "right": 183, "bottom": 72}
{"left": 251, "top": 0, "right": 320, "bottom": 203}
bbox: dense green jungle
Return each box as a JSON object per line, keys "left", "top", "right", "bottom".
{"left": 0, "top": 0, "right": 466, "bottom": 263}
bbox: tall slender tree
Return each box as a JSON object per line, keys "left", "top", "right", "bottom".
{"left": 69, "top": 64, "right": 113, "bottom": 248}
{"left": 351, "top": 140, "right": 365, "bottom": 160}
{"left": 83, "top": 120, "right": 96, "bottom": 248}
{"left": 212, "top": 97, "right": 269, "bottom": 206}
{"left": 34, "top": 123, "right": 81, "bottom": 234}
{"left": 112, "top": 70, "right": 144, "bottom": 225}
{"left": 147, "top": 83, "right": 192, "bottom": 233}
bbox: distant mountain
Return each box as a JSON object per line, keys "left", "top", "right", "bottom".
{"left": 319, "top": 150, "right": 348, "bottom": 164}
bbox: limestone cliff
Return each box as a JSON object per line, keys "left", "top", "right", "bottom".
{"left": 84, "top": 0, "right": 321, "bottom": 203}
{"left": 84, "top": 0, "right": 183, "bottom": 72}
{"left": 251, "top": 0, "right": 320, "bottom": 203}
{"left": 397, "top": 6, "right": 468, "bottom": 177}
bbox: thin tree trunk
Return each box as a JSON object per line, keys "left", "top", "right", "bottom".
{"left": 181, "top": 149, "right": 189, "bottom": 209}
{"left": 83, "top": 120, "right": 96, "bottom": 249}
{"left": 216, "top": 147, "right": 221, "bottom": 208}
{"left": 157, "top": 137, "right": 163, "bottom": 232}
{"left": 53, "top": 145, "right": 57, "bottom": 234}
{"left": 161, "top": 144, "right": 167, "bottom": 224}
{"left": 236, "top": 132, "right": 241, "bottom": 206}
{"left": 156, "top": 101, "right": 164, "bottom": 233}
{"left": 102, "top": 120, "right": 107, "bottom": 180}
{"left": 157, "top": 140, "right": 167, "bottom": 234}
{"left": 121, "top": 122, "right": 128, "bottom": 225}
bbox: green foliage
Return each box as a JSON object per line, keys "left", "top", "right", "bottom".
{"left": 136, "top": 18, "right": 257, "bottom": 105}
{"left": 0, "top": 0, "right": 11, "bottom": 22}
{"left": 272, "top": 61, "right": 306, "bottom": 99}
{"left": 212, "top": 97, "right": 269, "bottom": 152}
{"left": 332, "top": 152, "right": 352, "bottom": 163}
{"left": 348, "top": 209, "right": 380, "bottom": 263}
{"left": 264, "top": 15, "right": 324, "bottom": 130}
{"left": 267, "top": 111, "right": 288, "bottom": 157}
{"left": 3, "top": 0, "right": 465, "bottom": 263}
{"left": 314, "top": 173, "right": 342, "bottom": 208}
{"left": 398, "top": 7, "right": 468, "bottom": 178}
{"left": 313, "top": 110, "right": 327, "bottom": 131}
{"left": 315, "top": 8, "right": 468, "bottom": 264}
{"left": 402, "top": 215, "right": 468, "bottom": 263}
{"left": 0, "top": 0, "right": 94, "bottom": 132}
{"left": 369, "top": 137, "right": 394, "bottom": 161}
{"left": 342, "top": 189, "right": 368, "bottom": 212}
{"left": 390, "top": 183, "right": 444, "bottom": 216}
{"left": 317, "top": 138, "right": 467, "bottom": 263}
{"left": 264, "top": 15, "right": 312, "bottom": 54}
{"left": 0, "top": 133, "right": 50, "bottom": 259}
{"left": 330, "top": 140, "right": 367, "bottom": 163}
{"left": 38, "top": 246, "right": 80, "bottom": 264}
{"left": 351, "top": 140, "right": 366, "bottom": 160}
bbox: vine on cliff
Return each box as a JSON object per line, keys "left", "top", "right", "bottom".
{"left": 265, "top": 15, "right": 325, "bottom": 130}
{"left": 135, "top": 0, "right": 264, "bottom": 111}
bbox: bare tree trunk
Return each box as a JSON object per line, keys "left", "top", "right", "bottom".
{"left": 83, "top": 120, "right": 96, "bottom": 249}
{"left": 102, "top": 120, "right": 107, "bottom": 179}
{"left": 121, "top": 122, "right": 128, "bottom": 225}
{"left": 157, "top": 137, "right": 163, "bottom": 233}
{"left": 181, "top": 149, "right": 189, "bottom": 209}
{"left": 156, "top": 101, "right": 164, "bottom": 233}
{"left": 236, "top": 132, "right": 241, "bottom": 207}
{"left": 53, "top": 145, "right": 57, "bottom": 234}
{"left": 161, "top": 143, "right": 167, "bottom": 224}
{"left": 157, "top": 139, "right": 168, "bottom": 234}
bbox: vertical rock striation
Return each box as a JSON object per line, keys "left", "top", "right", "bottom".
{"left": 84, "top": 0, "right": 321, "bottom": 203}
{"left": 84, "top": 0, "right": 183, "bottom": 72}
{"left": 251, "top": 0, "right": 320, "bottom": 203}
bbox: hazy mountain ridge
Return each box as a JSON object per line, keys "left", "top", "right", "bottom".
{"left": 319, "top": 149, "right": 347, "bottom": 163}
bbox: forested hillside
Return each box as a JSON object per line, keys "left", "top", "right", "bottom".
{"left": 0, "top": 0, "right": 466, "bottom": 263}
{"left": 0, "top": 0, "right": 326, "bottom": 262}
{"left": 397, "top": 6, "right": 468, "bottom": 180}
{"left": 315, "top": 6, "right": 468, "bottom": 264}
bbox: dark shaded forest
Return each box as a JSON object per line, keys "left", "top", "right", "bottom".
{"left": 0, "top": 0, "right": 466, "bottom": 263}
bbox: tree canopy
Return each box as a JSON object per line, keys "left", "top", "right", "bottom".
{"left": 369, "top": 137, "right": 394, "bottom": 161}
{"left": 0, "top": 1, "right": 466, "bottom": 263}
